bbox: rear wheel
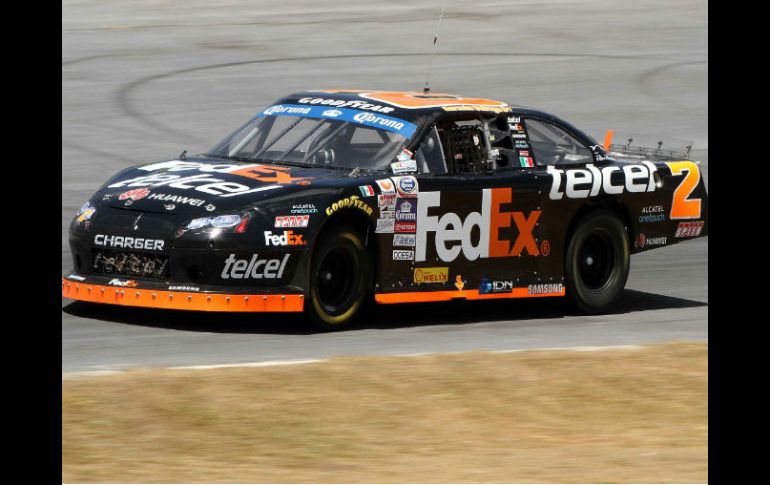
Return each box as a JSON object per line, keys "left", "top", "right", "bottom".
{"left": 307, "top": 225, "right": 370, "bottom": 330}
{"left": 565, "top": 210, "right": 630, "bottom": 313}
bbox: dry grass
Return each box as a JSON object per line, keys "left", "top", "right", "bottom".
{"left": 62, "top": 342, "right": 707, "bottom": 483}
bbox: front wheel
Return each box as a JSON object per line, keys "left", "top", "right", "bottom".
{"left": 565, "top": 210, "right": 630, "bottom": 313}
{"left": 306, "top": 225, "right": 370, "bottom": 330}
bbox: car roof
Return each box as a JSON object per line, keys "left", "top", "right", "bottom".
{"left": 278, "top": 90, "right": 531, "bottom": 117}
{"left": 272, "top": 90, "right": 597, "bottom": 146}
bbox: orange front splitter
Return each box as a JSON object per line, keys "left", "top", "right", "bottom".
{"left": 61, "top": 278, "right": 304, "bottom": 312}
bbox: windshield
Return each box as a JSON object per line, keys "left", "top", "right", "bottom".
{"left": 206, "top": 104, "right": 417, "bottom": 170}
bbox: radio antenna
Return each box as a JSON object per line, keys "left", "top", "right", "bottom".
{"left": 424, "top": 0, "right": 448, "bottom": 94}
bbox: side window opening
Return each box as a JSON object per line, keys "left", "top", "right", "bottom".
{"left": 524, "top": 118, "right": 593, "bottom": 166}
{"left": 436, "top": 119, "right": 489, "bottom": 174}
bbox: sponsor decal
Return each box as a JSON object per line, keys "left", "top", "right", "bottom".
{"left": 375, "top": 218, "right": 395, "bottom": 233}
{"left": 454, "top": 275, "right": 466, "bottom": 291}
{"left": 263, "top": 105, "right": 312, "bottom": 115}
{"left": 390, "top": 159, "right": 418, "bottom": 174}
{"left": 395, "top": 198, "right": 417, "bottom": 222}
{"left": 164, "top": 204, "right": 176, "bottom": 211}
{"left": 379, "top": 210, "right": 395, "bottom": 219}
{"left": 547, "top": 162, "right": 658, "bottom": 200}
{"left": 635, "top": 233, "right": 667, "bottom": 248}
{"left": 205, "top": 204, "right": 216, "bottom": 211}
{"left": 221, "top": 253, "right": 290, "bottom": 280}
{"left": 263, "top": 103, "right": 416, "bottom": 137}
{"left": 119, "top": 188, "right": 150, "bottom": 201}
{"left": 645, "top": 236, "right": 667, "bottom": 246}
{"left": 290, "top": 204, "right": 317, "bottom": 214}
{"left": 639, "top": 213, "right": 665, "bottom": 223}
{"left": 378, "top": 193, "right": 397, "bottom": 209}
{"left": 393, "top": 250, "right": 414, "bottom": 261}
{"left": 147, "top": 192, "right": 207, "bottom": 207}
{"left": 514, "top": 141, "right": 529, "bottom": 149}
{"left": 397, "top": 148, "right": 414, "bottom": 161}
{"left": 168, "top": 285, "right": 200, "bottom": 292}
{"left": 108, "top": 279, "right": 138, "bottom": 287}
{"left": 675, "top": 221, "right": 704, "bottom": 238}
{"left": 519, "top": 150, "right": 529, "bottom": 157}
{"left": 395, "top": 221, "right": 417, "bottom": 233}
{"left": 325, "top": 195, "right": 374, "bottom": 216}
{"left": 376, "top": 178, "right": 396, "bottom": 193}
{"left": 297, "top": 97, "right": 396, "bottom": 114}
{"left": 443, "top": 105, "right": 511, "bottom": 113}
{"left": 116, "top": 160, "right": 310, "bottom": 194}
{"left": 264, "top": 230, "right": 306, "bottom": 246}
{"left": 76, "top": 207, "right": 96, "bottom": 222}
{"left": 393, "top": 234, "right": 416, "bottom": 247}
{"left": 511, "top": 123, "right": 525, "bottom": 132}
{"left": 66, "top": 274, "right": 86, "bottom": 281}
{"left": 416, "top": 188, "right": 546, "bottom": 262}
{"left": 413, "top": 267, "right": 449, "bottom": 284}
{"left": 512, "top": 133, "right": 528, "bottom": 139}
{"left": 479, "top": 279, "right": 514, "bottom": 294}
{"left": 528, "top": 283, "right": 564, "bottom": 295}
{"left": 94, "top": 234, "right": 164, "bottom": 251}
{"left": 353, "top": 112, "right": 409, "bottom": 135}
{"left": 508, "top": 116, "right": 521, "bottom": 123}
{"left": 109, "top": 173, "right": 281, "bottom": 198}
{"left": 275, "top": 215, "right": 310, "bottom": 228}
{"left": 359, "top": 185, "right": 375, "bottom": 197}
{"left": 642, "top": 205, "right": 664, "bottom": 213}
{"left": 393, "top": 175, "right": 418, "bottom": 197}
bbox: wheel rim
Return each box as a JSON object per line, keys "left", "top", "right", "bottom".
{"left": 315, "top": 246, "right": 358, "bottom": 315}
{"left": 577, "top": 230, "right": 615, "bottom": 291}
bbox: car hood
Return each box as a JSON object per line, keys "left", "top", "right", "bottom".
{"left": 96, "top": 157, "right": 355, "bottom": 217}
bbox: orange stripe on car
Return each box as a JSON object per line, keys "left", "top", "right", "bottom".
{"left": 61, "top": 278, "right": 304, "bottom": 312}
{"left": 374, "top": 287, "right": 565, "bottom": 304}
{"left": 360, "top": 91, "right": 508, "bottom": 109}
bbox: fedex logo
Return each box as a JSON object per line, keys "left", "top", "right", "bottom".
{"left": 416, "top": 188, "right": 542, "bottom": 262}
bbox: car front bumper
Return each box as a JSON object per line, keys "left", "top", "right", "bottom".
{"left": 61, "top": 274, "right": 305, "bottom": 312}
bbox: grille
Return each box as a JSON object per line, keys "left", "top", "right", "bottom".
{"left": 92, "top": 249, "right": 169, "bottom": 279}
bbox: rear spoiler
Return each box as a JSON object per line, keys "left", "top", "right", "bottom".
{"left": 601, "top": 130, "right": 693, "bottom": 162}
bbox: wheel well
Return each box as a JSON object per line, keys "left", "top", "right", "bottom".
{"left": 564, "top": 200, "right": 632, "bottom": 250}
{"left": 313, "top": 208, "right": 377, "bottom": 288}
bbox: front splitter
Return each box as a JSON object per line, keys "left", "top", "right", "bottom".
{"left": 61, "top": 278, "right": 304, "bottom": 312}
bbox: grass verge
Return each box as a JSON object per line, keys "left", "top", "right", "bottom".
{"left": 63, "top": 342, "right": 707, "bottom": 483}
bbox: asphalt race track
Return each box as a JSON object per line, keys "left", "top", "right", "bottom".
{"left": 62, "top": 0, "right": 708, "bottom": 373}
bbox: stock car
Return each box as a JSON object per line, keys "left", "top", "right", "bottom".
{"left": 62, "top": 90, "right": 708, "bottom": 330}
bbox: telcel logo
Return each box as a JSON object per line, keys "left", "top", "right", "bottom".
{"left": 221, "top": 254, "right": 290, "bottom": 279}
{"left": 547, "top": 162, "right": 658, "bottom": 200}
{"left": 416, "top": 188, "right": 542, "bottom": 262}
{"left": 264, "top": 230, "right": 305, "bottom": 246}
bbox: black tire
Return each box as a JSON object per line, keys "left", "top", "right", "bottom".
{"left": 306, "top": 225, "right": 370, "bottom": 330}
{"left": 565, "top": 210, "right": 630, "bottom": 313}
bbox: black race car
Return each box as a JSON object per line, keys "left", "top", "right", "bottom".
{"left": 62, "top": 90, "right": 708, "bottom": 330}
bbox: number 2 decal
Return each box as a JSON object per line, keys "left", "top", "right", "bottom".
{"left": 666, "top": 161, "right": 702, "bottom": 220}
